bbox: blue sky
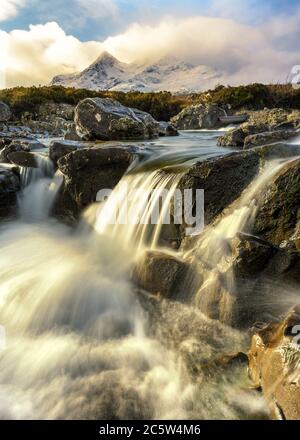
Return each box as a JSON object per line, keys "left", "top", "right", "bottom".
{"left": 2, "top": 0, "right": 300, "bottom": 41}
{"left": 1, "top": 0, "right": 300, "bottom": 88}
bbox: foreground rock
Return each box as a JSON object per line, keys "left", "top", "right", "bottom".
{"left": 253, "top": 158, "right": 300, "bottom": 249}
{"left": 7, "top": 151, "right": 38, "bottom": 168}
{"left": 74, "top": 98, "right": 160, "bottom": 141}
{"left": 0, "top": 165, "right": 20, "bottom": 217}
{"left": 0, "top": 102, "right": 12, "bottom": 122}
{"left": 177, "top": 150, "right": 261, "bottom": 243}
{"left": 132, "top": 250, "right": 191, "bottom": 299}
{"left": 171, "top": 103, "right": 225, "bottom": 130}
{"left": 54, "top": 146, "right": 135, "bottom": 221}
{"left": 248, "top": 305, "right": 300, "bottom": 419}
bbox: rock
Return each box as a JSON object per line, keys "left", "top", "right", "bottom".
{"left": 0, "top": 143, "right": 23, "bottom": 163}
{"left": 171, "top": 103, "right": 225, "bottom": 130}
{"left": 244, "top": 130, "right": 297, "bottom": 148}
{"left": 217, "top": 123, "right": 269, "bottom": 148}
{"left": 246, "top": 108, "right": 300, "bottom": 129}
{"left": 74, "top": 98, "right": 160, "bottom": 141}
{"left": 253, "top": 158, "right": 300, "bottom": 248}
{"left": 38, "top": 102, "right": 74, "bottom": 121}
{"left": 54, "top": 146, "right": 135, "bottom": 221}
{"left": 217, "top": 128, "right": 245, "bottom": 147}
{"left": 248, "top": 305, "right": 300, "bottom": 419}
{"left": 7, "top": 151, "right": 38, "bottom": 168}
{"left": 49, "top": 141, "right": 79, "bottom": 166}
{"left": 158, "top": 121, "right": 179, "bottom": 136}
{"left": 177, "top": 150, "right": 261, "bottom": 242}
{"left": 0, "top": 102, "right": 12, "bottom": 122}
{"left": 132, "top": 250, "right": 190, "bottom": 299}
{"left": 0, "top": 165, "right": 20, "bottom": 217}
{"left": 64, "top": 123, "right": 82, "bottom": 141}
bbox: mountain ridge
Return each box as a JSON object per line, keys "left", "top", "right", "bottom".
{"left": 51, "top": 51, "right": 221, "bottom": 93}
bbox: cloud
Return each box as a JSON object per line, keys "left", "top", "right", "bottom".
{"left": 1, "top": 22, "right": 102, "bottom": 87}
{"left": 102, "top": 15, "right": 300, "bottom": 84}
{"left": 2, "top": 11, "right": 300, "bottom": 89}
{"left": 0, "top": 0, "right": 26, "bottom": 21}
{"left": 74, "top": 0, "right": 118, "bottom": 19}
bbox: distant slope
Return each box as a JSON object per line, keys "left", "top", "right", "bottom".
{"left": 51, "top": 51, "right": 221, "bottom": 93}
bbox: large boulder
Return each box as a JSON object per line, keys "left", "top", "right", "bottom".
{"left": 244, "top": 130, "right": 297, "bottom": 148}
{"left": 177, "top": 150, "right": 261, "bottom": 242}
{"left": 248, "top": 305, "right": 300, "bottom": 419}
{"left": 0, "top": 102, "right": 12, "bottom": 122}
{"left": 54, "top": 146, "right": 135, "bottom": 222}
{"left": 171, "top": 104, "right": 225, "bottom": 130}
{"left": 253, "top": 158, "right": 300, "bottom": 249}
{"left": 74, "top": 98, "right": 160, "bottom": 141}
{"left": 132, "top": 250, "right": 191, "bottom": 299}
{"left": 0, "top": 165, "right": 20, "bottom": 217}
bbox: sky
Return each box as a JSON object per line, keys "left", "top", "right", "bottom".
{"left": 1, "top": 0, "right": 300, "bottom": 88}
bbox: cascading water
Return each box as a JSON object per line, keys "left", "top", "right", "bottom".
{"left": 18, "top": 153, "right": 63, "bottom": 221}
{"left": 0, "top": 131, "right": 285, "bottom": 420}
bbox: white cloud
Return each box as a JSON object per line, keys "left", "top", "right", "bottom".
{"left": 1, "top": 22, "right": 103, "bottom": 87}
{"left": 102, "top": 15, "right": 300, "bottom": 84}
{"left": 74, "top": 0, "right": 118, "bottom": 19}
{"left": 0, "top": 0, "right": 26, "bottom": 21}
{"left": 2, "top": 12, "right": 300, "bottom": 89}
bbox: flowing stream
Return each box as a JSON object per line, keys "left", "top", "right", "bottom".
{"left": 0, "top": 132, "right": 298, "bottom": 419}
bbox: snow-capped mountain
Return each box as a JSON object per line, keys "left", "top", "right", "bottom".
{"left": 51, "top": 51, "right": 221, "bottom": 93}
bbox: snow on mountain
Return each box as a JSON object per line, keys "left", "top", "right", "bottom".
{"left": 51, "top": 51, "right": 221, "bottom": 93}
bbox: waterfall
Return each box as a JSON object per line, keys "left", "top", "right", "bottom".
{"left": 0, "top": 132, "right": 284, "bottom": 420}
{"left": 93, "top": 168, "right": 183, "bottom": 257}
{"left": 189, "top": 156, "right": 300, "bottom": 324}
{"left": 18, "top": 153, "right": 63, "bottom": 222}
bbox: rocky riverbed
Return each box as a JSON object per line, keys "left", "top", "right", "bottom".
{"left": 0, "top": 97, "right": 300, "bottom": 419}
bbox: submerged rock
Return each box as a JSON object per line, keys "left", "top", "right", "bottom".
{"left": 171, "top": 103, "right": 225, "bottom": 130}
{"left": 74, "top": 98, "right": 160, "bottom": 141}
{"left": 54, "top": 146, "right": 135, "bottom": 221}
{"left": 248, "top": 305, "right": 300, "bottom": 419}
{"left": 132, "top": 250, "right": 190, "bottom": 299}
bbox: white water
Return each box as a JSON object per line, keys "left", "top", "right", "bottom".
{"left": 0, "top": 132, "right": 285, "bottom": 420}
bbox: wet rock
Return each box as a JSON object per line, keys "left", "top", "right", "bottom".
{"left": 158, "top": 121, "right": 179, "bottom": 136}
{"left": 74, "top": 98, "right": 159, "bottom": 141}
{"left": 132, "top": 250, "right": 191, "bottom": 299}
{"left": 248, "top": 305, "right": 300, "bottom": 419}
{"left": 217, "top": 123, "right": 269, "bottom": 148}
{"left": 244, "top": 130, "right": 297, "bottom": 148}
{"left": 178, "top": 150, "right": 260, "bottom": 241}
{"left": 7, "top": 151, "right": 38, "bottom": 168}
{"left": 171, "top": 103, "right": 225, "bottom": 130}
{"left": 0, "top": 102, "right": 12, "bottom": 122}
{"left": 54, "top": 146, "right": 134, "bottom": 221}
{"left": 253, "top": 158, "right": 300, "bottom": 248}
{"left": 49, "top": 141, "right": 79, "bottom": 166}
{"left": 0, "top": 143, "right": 23, "bottom": 163}
{"left": 0, "top": 165, "right": 20, "bottom": 217}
